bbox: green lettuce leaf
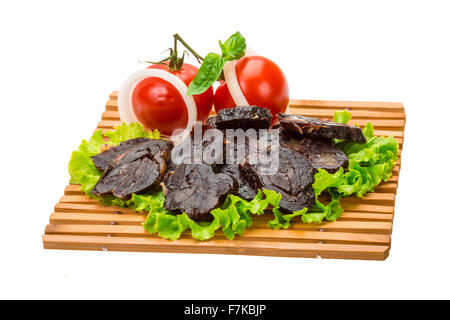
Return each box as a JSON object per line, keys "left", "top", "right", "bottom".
{"left": 143, "top": 192, "right": 255, "bottom": 241}
{"left": 269, "top": 207, "right": 307, "bottom": 229}
{"left": 307, "top": 169, "right": 344, "bottom": 223}
{"left": 235, "top": 189, "right": 282, "bottom": 216}
{"left": 126, "top": 193, "right": 157, "bottom": 212}
{"left": 333, "top": 110, "right": 352, "bottom": 124}
{"left": 142, "top": 189, "right": 305, "bottom": 240}
{"left": 305, "top": 194, "right": 343, "bottom": 223}
{"left": 312, "top": 167, "right": 344, "bottom": 196}
{"left": 104, "top": 122, "right": 160, "bottom": 146}
{"left": 306, "top": 114, "right": 399, "bottom": 224}
{"left": 362, "top": 122, "right": 374, "bottom": 138}
{"left": 68, "top": 129, "right": 104, "bottom": 192}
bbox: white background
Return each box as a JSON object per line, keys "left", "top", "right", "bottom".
{"left": 1, "top": 0, "right": 449, "bottom": 299}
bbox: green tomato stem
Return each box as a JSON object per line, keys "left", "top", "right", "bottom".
{"left": 173, "top": 33, "right": 204, "bottom": 63}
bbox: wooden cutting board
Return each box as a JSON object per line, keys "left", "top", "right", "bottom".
{"left": 42, "top": 91, "right": 405, "bottom": 260}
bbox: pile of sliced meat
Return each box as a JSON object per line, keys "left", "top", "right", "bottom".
{"left": 90, "top": 106, "right": 365, "bottom": 220}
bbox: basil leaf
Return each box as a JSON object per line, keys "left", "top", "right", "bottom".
{"left": 187, "top": 53, "right": 226, "bottom": 95}
{"left": 220, "top": 31, "right": 246, "bottom": 61}
{"left": 187, "top": 32, "right": 246, "bottom": 96}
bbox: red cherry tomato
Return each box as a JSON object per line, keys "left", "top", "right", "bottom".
{"left": 214, "top": 56, "right": 289, "bottom": 121}
{"left": 213, "top": 81, "right": 236, "bottom": 110}
{"left": 132, "top": 77, "right": 188, "bottom": 136}
{"left": 131, "top": 63, "right": 214, "bottom": 135}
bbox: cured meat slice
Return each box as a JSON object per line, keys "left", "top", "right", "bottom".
{"left": 280, "top": 135, "right": 348, "bottom": 173}
{"left": 91, "top": 137, "right": 151, "bottom": 172}
{"left": 239, "top": 146, "right": 315, "bottom": 212}
{"left": 274, "top": 188, "right": 315, "bottom": 213}
{"left": 205, "top": 116, "right": 217, "bottom": 128}
{"left": 215, "top": 106, "right": 272, "bottom": 130}
{"left": 164, "top": 164, "right": 236, "bottom": 221}
{"left": 279, "top": 113, "right": 366, "bottom": 143}
{"left": 220, "top": 130, "right": 283, "bottom": 201}
{"left": 91, "top": 139, "right": 173, "bottom": 199}
{"left": 118, "top": 139, "right": 172, "bottom": 165}
{"left": 219, "top": 164, "right": 257, "bottom": 201}
{"left": 92, "top": 157, "right": 162, "bottom": 199}
{"left": 173, "top": 126, "right": 225, "bottom": 167}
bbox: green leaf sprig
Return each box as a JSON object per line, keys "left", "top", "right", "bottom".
{"left": 187, "top": 32, "right": 246, "bottom": 95}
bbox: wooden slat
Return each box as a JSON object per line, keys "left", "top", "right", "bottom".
{"left": 45, "top": 224, "right": 391, "bottom": 245}
{"left": 289, "top": 99, "right": 404, "bottom": 113}
{"left": 102, "top": 108, "right": 405, "bottom": 121}
{"left": 98, "top": 118, "right": 405, "bottom": 130}
{"left": 52, "top": 199, "right": 394, "bottom": 222}
{"left": 54, "top": 203, "right": 138, "bottom": 215}
{"left": 42, "top": 234, "right": 389, "bottom": 260}
{"left": 373, "top": 130, "right": 403, "bottom": 138}
{"left": 389, "top": 175, "right": 398, "bottom": 183}
{"left": 59, "top": 191, "right": 395, "bottom": 207}
{"left": 49, "top": 211, "right": 392, "bottom": 235}
{"left": 374, "top": 183, "right": 398, "bottom": 194}
{"left": 42, "top": 90, "right": 405, "bottom": 260}
{"left": 288, "top": 108, "right": 405, "bottom": 119}
{"left": 105, "top": 100, "right": 118, "bottom": 111}
{"left": 340, "top": 193, "right": 395, "bottom": 205}
{"left": 338, "top": 212, "right": 392, "bottom": 221}
{"left": 109, "top": 91, "right": 118, "bottom": 99}
{"left": 54, "top": 199, "right": 395, "bottom": 216}
{"left": 60, "top": 195, "right": 98, "bottom": 204}
{"left": 340, "top": 204, "right": 393, "bottom": 214}
{"left": 49, "top": 212, "right": 145, "bottom": 225}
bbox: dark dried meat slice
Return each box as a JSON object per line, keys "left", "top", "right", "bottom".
{"left": 112, "top": 157, "right": 163, "bottom": 199}
{"left": 163, "top": 164, "right": 236, "bottom": 221}
{"left": 239, "top": 146, "right": 315, "bottom": 212}
{"left": 173, "top": 127, "right": 224, "bottom": 167}
{"left": 219, "top": 164, "right": 257, "bottom": 201}
{"left": 280, "top": 135, "right": 348, "bottom": 173}
{"left": 118, "top": 139, "right": 173, "bottom": 164}
{"left": 279, "top": 113, "right": 366, "bottom": 143}
{"left": 205, "top": 116, "right": 217, "bottom": 128}
{"left": 275, "top": 186, "right": 315, "bottom": 213}
{"left": 220, "top": 131, "right": 281, "bottom": 202}
{"left": 91, "top": 137, "right": 151, "bottom": 172}
{"left": 91, "top": 156, "right": 163, "bottom": 199}
{"left": 215, "top": 106, "right": 272, "bottom": 130}
{"left": 91, "top": 139, "right": 173, "bottom": 199}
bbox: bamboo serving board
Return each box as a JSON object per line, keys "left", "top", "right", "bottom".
{"left": 42, "top": 91, "right": 405, "bottom": 260}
